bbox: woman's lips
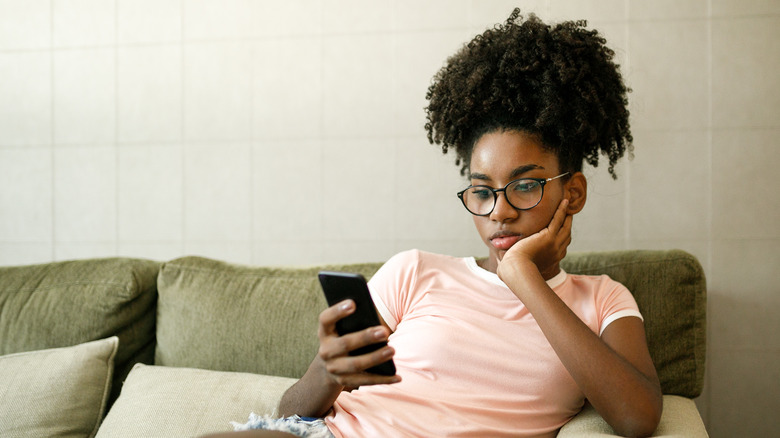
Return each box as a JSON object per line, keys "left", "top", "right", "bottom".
{"left": 490, "top": 232, "right": 522, "bottom": 250}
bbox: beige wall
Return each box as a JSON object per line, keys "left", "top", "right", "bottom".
{"left": 1, "top": 1, "right": 778, "bottom": 436}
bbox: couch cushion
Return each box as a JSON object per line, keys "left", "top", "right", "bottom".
{"left": 558, "top": 395, "right": 708, "bottom": 437}
{"left": 0, "top": 258, "right": 160, "bottom": 403}
{"left": 156, "top": 256, "right": 382, "bottom": 378}
{"left": 561, "top": 249, "right": 706, "bottom": 398}
{"left": 96, "top": 364, "right": 297, "bottom": 438}
{"left": 0, "top": 337, "right": 118, "bottom": 438}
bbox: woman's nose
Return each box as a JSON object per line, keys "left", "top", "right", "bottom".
{"left": 489, "top": 191, "right": 519, "bottom": 222}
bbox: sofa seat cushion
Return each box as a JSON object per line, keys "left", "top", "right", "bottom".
{"left": 0, "top": 337, "right": 118, "bottom": 438}
{"left": 96, "top": 364, "right": 297, "bottom": 438}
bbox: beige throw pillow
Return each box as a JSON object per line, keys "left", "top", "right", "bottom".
{"left": 96, "top": 364, "right": 297, "bottom": 438}
{"left": 0, "top": 337, "right": 119, "bottom": 438}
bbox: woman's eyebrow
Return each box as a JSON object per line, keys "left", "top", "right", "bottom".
{"left": 469, "top": 164, "right": 544, "bottom": 182}
{"left": 469, "top": 172, "right": 490, "bottom": 181}
{"left": 509, "top": 164, "right": 544, "bottom": 179}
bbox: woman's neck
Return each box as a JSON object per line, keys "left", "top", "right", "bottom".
{"left": 476, "top": 257, "right": 561, "bottom": 281}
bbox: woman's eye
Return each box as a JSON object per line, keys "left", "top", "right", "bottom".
{"left": 471, "top": 188, "right": 492, "bottom": 199}
{"left": 514, "top": 181, "right": 539, "bottom": 192}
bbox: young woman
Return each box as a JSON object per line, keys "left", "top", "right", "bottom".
{"left": 218, "top": 9, "right": 662, "bottom": 438}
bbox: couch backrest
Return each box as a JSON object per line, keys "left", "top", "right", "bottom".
{"left": 156, "top": 249, "right": 706, "bottom": 398}
{"left": 0, "top": 257, "right": 160, "bottom": 404}
{"left": 155, "top": 256, "right": 381, "bottom": 379}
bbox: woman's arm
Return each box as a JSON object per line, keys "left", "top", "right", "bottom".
{"left": 278, "top": 355, "right": 343, "bottom": 418}
{"left": 498, "top": 201, "right": 662, "bottom": 437}
{"left": 278, "top": 299, "right": 400, "bottom": 418}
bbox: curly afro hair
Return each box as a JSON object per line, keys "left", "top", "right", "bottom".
{"left": 425, "top": 8, "right": 632, "bottom": 179}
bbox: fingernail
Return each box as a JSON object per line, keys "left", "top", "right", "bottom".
{"left": 340, "top": 300, "right": 353, "bottom": 311}
{"left": 374, "top": 328, "right": 386, "bottom": 339}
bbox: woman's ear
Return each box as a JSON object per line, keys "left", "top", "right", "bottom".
{"left": 564, "top": 172, "right": 587, "bottom": 215}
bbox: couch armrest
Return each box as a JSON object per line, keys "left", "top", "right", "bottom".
{"left": 558, "top": 395, "right": 708, "bottom": 437}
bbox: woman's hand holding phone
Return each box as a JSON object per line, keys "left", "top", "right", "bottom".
{"left": 316, "top": 299, "right": 401, "bottom": 390}
{"left": 317, "top": 271, "right": 400, "bottom": 390}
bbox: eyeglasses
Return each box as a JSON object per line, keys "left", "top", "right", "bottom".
{"left": 457, "top": 172, "right": 569, "bottom": 216}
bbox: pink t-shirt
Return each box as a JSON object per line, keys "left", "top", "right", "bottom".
{"left": 325, "top": 250, "right": 642, "bottom": 438}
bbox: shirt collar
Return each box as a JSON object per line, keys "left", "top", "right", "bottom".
{"left": 465, "top": 257, "right": 568, "bottom": 289}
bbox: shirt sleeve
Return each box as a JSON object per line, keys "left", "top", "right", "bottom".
{"left": 596, "top": 276, "right": 643, "bottom": 336}
{"left": 367, "top": 250, "right": 421, "bottom": 331}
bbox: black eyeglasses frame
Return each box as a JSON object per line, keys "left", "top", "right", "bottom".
{"left": 456, "top": 172, "right": 570, "bottom": 216}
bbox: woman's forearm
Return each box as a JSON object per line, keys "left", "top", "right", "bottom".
{"left": 278, "top": 356, "right": 344, "bottom": 418}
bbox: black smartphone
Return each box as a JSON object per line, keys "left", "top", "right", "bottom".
{"left": 317, "top": 271, "right": 396, "bottom": 376}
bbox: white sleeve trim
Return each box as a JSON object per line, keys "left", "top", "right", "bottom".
{"left": 600, "top": 309, "right": 643, "bottom": 336}
{"left": 370, "top": 287, "right": 397, "bottom": 331}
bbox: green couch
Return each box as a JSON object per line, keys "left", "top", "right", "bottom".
{"left": 0, "top": 250, "right": 708, "bottom": 437}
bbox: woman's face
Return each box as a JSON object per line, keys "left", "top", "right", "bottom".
{"left": 467, "top": 130, "right": 568, "bottom": 272}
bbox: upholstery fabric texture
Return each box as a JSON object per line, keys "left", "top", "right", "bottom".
{"left": 95, "top": 364, "right": 297, "bottom": 438}
{"left": 0, "top": 337, "right": 118, "bottom": 438}
{"left": 156, "top": 256, "right": 382, "bottom": 378}
{"left": 0, "top": 258, "right": 160, "bottom": 403}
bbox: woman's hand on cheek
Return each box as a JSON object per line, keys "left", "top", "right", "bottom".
{"left": 497, "top": 198, "right": 572, "bottom": 283}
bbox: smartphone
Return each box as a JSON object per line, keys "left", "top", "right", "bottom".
{"left": 317, "top": 271, "right": 396, "bottom": 376}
